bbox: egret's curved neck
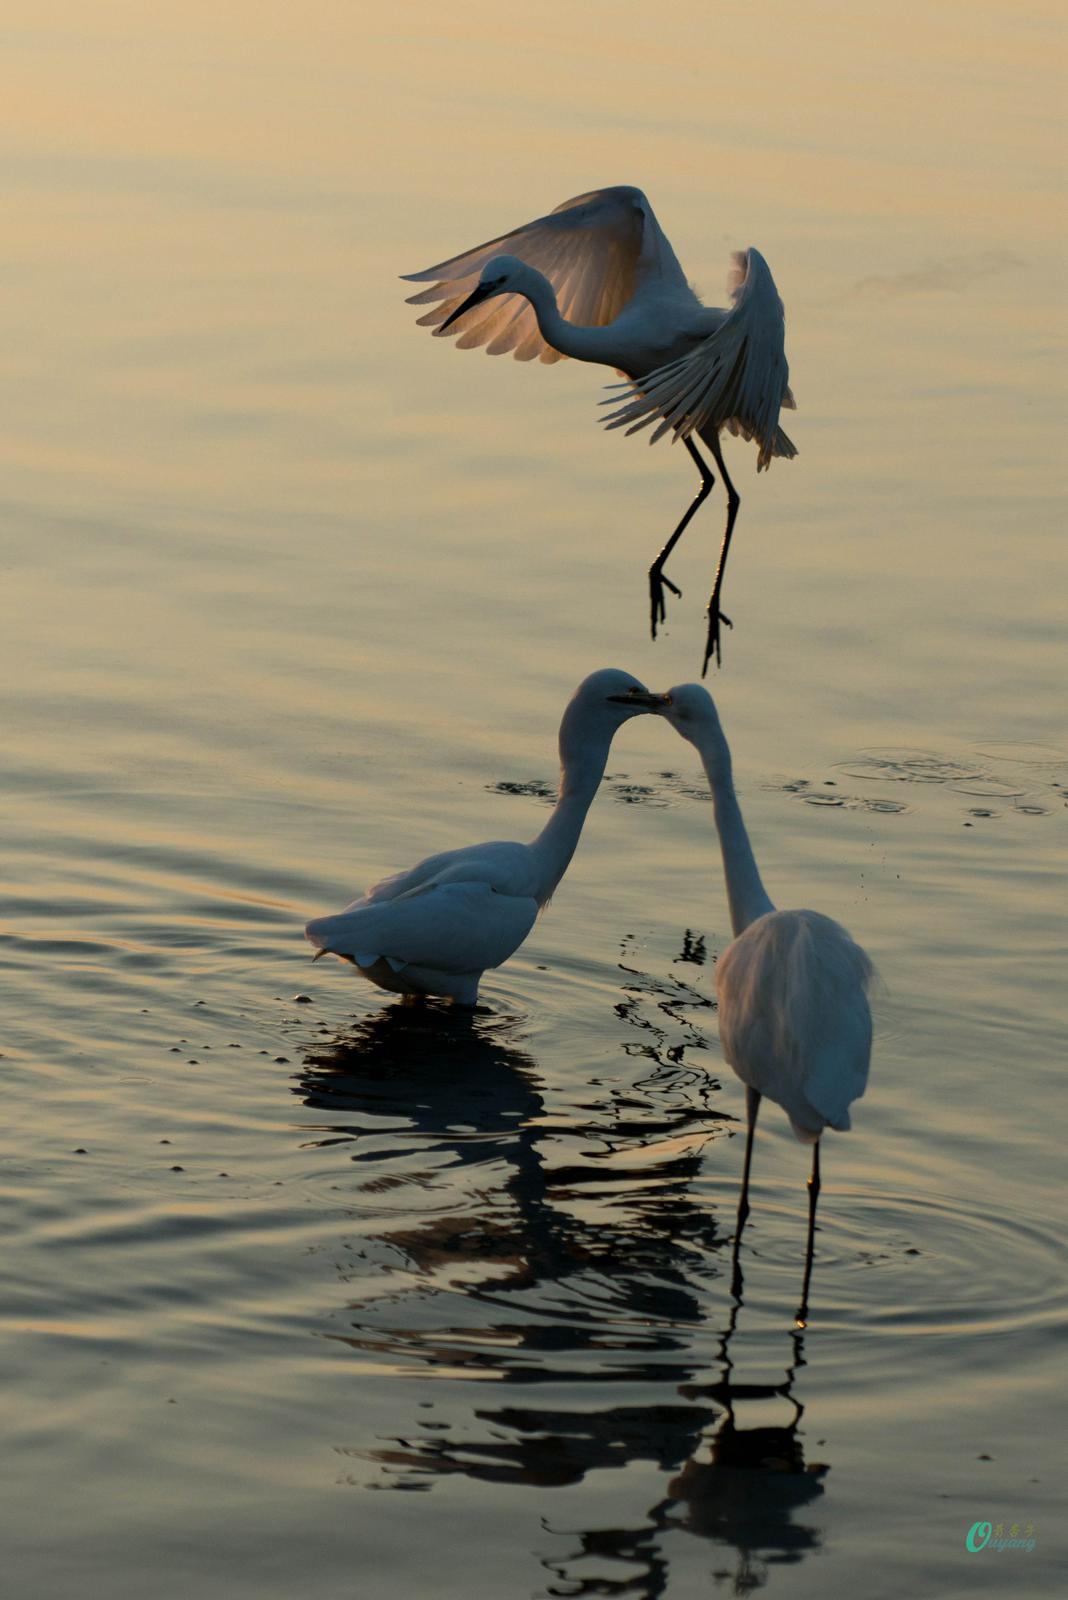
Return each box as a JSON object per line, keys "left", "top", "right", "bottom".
{"left": 516, "top": 267, "right": 614, "bottom": 364}
{"left": 690, "top": 723, "right": 775, "bottom": 936}
{"left": 529, "top": 716, "right": 615, "bottom": 904}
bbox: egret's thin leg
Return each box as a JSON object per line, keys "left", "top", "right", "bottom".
{"left": 796, "top": 1141, "right": 821, "bottom": 1328}
{"left": 730, "top": 1086, "right": 761, "bottom": 1299}
{"left": 648, "top": 436, "right": 715, "bottom": 639}
{"left": 701, "top": 433, "right": 742, "bottom": 675}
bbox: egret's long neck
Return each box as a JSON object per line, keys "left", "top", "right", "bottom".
{"left": 517, "top": 268, "right": 614, "bottom": 363}
{"left": 691, "top": 724, "right": 775, "bottom": 936}
{"left": 529, "top": 722, "right": 614, "bottom": 904}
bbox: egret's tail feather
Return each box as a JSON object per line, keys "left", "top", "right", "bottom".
{"left": 598, "top": 247, "right": 793, "bottom": 467}
{"left": 725, "top": 419, "right": 798, "bottom": 466}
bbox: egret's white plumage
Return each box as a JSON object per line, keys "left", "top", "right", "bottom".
{"left": 402, "top": 186, "right": 796, "bottom": 672}
{"left": 305, "top": 669, "right": 658, "bottom": 1007}
{"left": 716, "top": 907, "right": 873, "bottom": 1143}
{"left": 646, "top": 682, "right": 873, "bottom": 1313}
{"left": 601, "top": 249, "right": 794, "bottom": 466}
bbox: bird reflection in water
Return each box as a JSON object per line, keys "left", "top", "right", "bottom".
{"left": 537, "top": 1307, "right": 827, "bottom": 1598}
{"left": 663, "top": 1301, "right": 828, "bottom": 1596}
{"left": 294, "top": 960, "right": 830, "bottom": 1598}
{"left": 295, "top": 977, "right": 724, "bottom": 1375}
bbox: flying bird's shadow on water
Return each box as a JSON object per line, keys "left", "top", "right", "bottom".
{"left": 293, "top": 974, "right": 833, "bottom": 1597}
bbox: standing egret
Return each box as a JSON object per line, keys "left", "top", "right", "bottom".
{"left": 624, "top": 683, "right": 873, "bottom": 1317}
{"left": 305, "top": 669, "right": 659, "bottom": 1007}
{"left": 402, "top": 186, "right": 796, "bottom": 673}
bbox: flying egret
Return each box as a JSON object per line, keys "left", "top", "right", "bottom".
{"left": 625, "top": 683, "right": 872, "bottom": 1317}
{"left": 402, "top": 186, "right": 796, "bottom": 673}
{"left": 305, "top": 669, "right": 659, "bottom": 1007}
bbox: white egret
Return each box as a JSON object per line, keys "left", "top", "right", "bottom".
{"left": 305, "top": 669, "right": 659, "bottom": 1007}
{"left": 631, "top": 683, "right": 873, "bottom": 1317}
{"left": 402, "top": 186, "right": 796, "bottom": 673}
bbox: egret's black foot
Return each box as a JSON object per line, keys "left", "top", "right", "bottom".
{"left": 648, "top": 566, "right": 682, "bottom": 639}
{"left": 701, "top": 604, "right": 733, "bottom": 675}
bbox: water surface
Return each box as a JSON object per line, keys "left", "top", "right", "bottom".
{"left": 1, "top": 3, "right": 1064, "bottom": 1595}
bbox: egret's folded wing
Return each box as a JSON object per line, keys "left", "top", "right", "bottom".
{"left": 601, "top": 247, "right": 794, "bottom": 468}
{"left": 401, "top": 185, "right": 683, "bottom": 364}
{"left": 306, "top": 881, "right": 538, "bottom": 975}
{"left": 799, "top": 928, "right": 874, "bottom": 1129}
{"left": 364, "top": 840, "right": 536, "bottom": 904}
{"left": 364, "top": 851, "right": 457, "bottom": 904}
{"left": 803, "top": 996, "right": 873, "bottom": 1131}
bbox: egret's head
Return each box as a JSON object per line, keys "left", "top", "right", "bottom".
{"left": 555, "top": 669, "right": 663, "bottom": 769}
{"left": 647, "top": 683, "right": 723, "bottom": 743}
{"left": 644, "top": 683, "right": 732, "bottom": 781}
{"left": 579, "top": 668, "right": 664, "bottom": 724}
{"left": 438, "top": 255, "right": 529, "bottom": 333}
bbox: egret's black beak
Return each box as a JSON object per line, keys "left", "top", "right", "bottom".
{"left": 607, "top": 690, "right": 672, "bottom": 709}
{"left": 438, "top": 281, "right": 497, "bottom": 334}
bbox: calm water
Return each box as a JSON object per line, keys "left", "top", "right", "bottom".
{"left": 1, "top": 3, "right": 1064, "bottom": 1595}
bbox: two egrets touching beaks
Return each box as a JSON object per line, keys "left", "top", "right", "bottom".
{"left": 608, "top": 683, "right": 719, "bottom": 732}
{"left": 607, "top": 686, "right": 673, "bottom": 710}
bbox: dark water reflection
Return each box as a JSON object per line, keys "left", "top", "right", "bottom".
{"left": 540, "top": 1329, "right": 826, "bottom": 1599}
{"left": 293, "top": 990, "right": 833, "bottom": 1597}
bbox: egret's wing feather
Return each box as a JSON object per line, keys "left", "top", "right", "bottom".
{"left": 305, "top": 881, "right": 538, "bottom": 976}
{"left": 716, "top": 910, "right": 873, "bottom": 1137}
{"left": 401, "top": 186, "right": 686, "bottom": 363}
{"left": 803, "top": 996, "right": 872, "bottom": 1131}
{"left": 355, "top": 840, "right": 537, "bottom": 907}
{"left": 601, "top": 247, "right": 794, "bottom": 468}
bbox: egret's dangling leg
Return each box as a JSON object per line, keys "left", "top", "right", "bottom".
{"left": 701, "top": 433, "right": 741, "bottom": 676}
{"left": 730, "top": 1085, "right": 762, "bottom": 1298}
{"left": 648, "top": 436, "right": 715, "bottom": 639}
{"left": 796, "top": 1142, "right": 821, "bottom": 1327}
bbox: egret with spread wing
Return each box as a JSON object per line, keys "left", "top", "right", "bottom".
{"left": 403, "top": 186, "right": 796, "bottom": 672}
{"left": 306, "top": 669, "right": 659, "bottom": 1007}
{"left": 628, "top": 683, "right": 872, "bottom": 1319}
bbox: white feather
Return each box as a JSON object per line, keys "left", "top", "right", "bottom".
{"left": 404, "top": 193, "right": 799, "bottom": 671}
{"left": 600, "top": 249, "right": 795, "bottom": 469}
{"left": 305, "top": 668, "right": 658, "bottom": 1005}
{"left": 716, "top": 909, "right": 873, "bottom": 1141}
{"left": 652, "top": 684, "right": 874, "bottom": 1145}
{"left": 306, "top": 879, "right": 538, "bottom": 978}
{"left": 401, "top": 185, "right": 688, "bottom": 365}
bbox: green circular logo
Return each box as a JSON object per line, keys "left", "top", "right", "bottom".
{"left": 966, "top": 1521, "right": 992, "bottom": 1553}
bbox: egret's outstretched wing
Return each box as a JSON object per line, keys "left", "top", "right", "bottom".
{"left": 305, "top": 880, "right": 538, "bottom": 976}
{"left": 401, "top": 186, "right": 687, "bottom": 364}
{"left": 601, "top": 248, "right": 796, "bottom": 468}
